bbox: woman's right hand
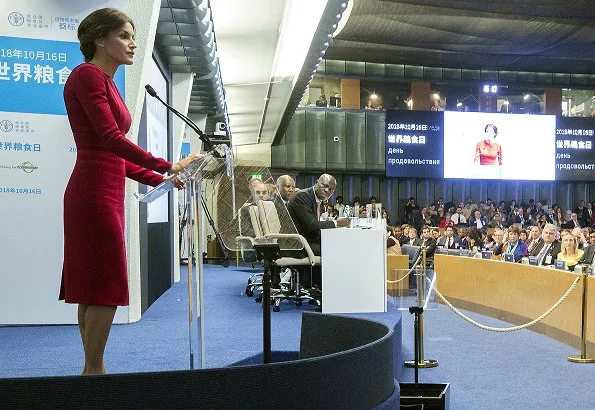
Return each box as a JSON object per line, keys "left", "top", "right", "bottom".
{"left": 169, "top": 153, "right": 205, "bottom": 174}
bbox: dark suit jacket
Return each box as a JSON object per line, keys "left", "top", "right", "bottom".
{"left": 529, "top": 240, "right": 561, "bottom": 266}
{"left": 468, "top": 216, "right": 487, "bottom": 229}
{"left": 287, "top": 187, "right": 335, "bottom": 246}
{"left": 508, "top": 214, "right": 526, "bottom": 227}
{"left": 580, "top": 244, "right": 595, "bottom": 265}
{"left": 420, "top": 237, "right": 437, "bottom": 257}
{"left": 405, "top": 238, "right": 422, "bottom": 247}
{"left": 437, "top": 235, "right": 462, "bottom": 249}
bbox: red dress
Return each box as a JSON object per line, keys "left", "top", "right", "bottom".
{"left": 60, "top": 63, "right": 172, "bottom": 306}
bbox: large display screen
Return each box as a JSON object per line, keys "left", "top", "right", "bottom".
{"left": 385, "top": 110, "right": 594, "bottom": 181}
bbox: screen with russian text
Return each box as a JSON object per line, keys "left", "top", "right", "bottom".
{"left": 385, "top": 110, "right": 594, "bottom": 181}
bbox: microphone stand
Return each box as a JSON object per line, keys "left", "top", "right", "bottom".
{"left": 145, "top": 84, "right": 229, "bottom": 267}
{"left": 144, "top": 84, "right": 220, "bottom": 157}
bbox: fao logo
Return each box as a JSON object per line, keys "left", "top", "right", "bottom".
{"left": 8, "top": 12, "right": 24, "bottom": 26}
{"left": 0, "top": 120, "right": 13, "bottom": 132}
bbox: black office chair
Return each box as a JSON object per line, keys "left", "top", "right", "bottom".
{"left": 400, "top": 244, "right": 421, "bottom": 294}
{"left": 401, "top": 244, "right": 421, "bottom": 268}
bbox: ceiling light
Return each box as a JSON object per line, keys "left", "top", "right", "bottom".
{"left": 433, "top": 93, "right": 440, "bottom": 100}
{"left": 370, "top": 93, "right": 377, "bottom": 100}
{"left": 524, "top": 94, "right": 530, "bottom": 100}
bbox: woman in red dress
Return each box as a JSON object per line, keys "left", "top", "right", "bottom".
{"left": 474, "top": 123, "right": 502, "bottom": 165}
{"left": 60, "top": 8, "right": 201, "bottom": 375}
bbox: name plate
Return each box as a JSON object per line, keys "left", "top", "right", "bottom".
{"left": 481, "top": 251, "right": 493, "bottom": 259}
{"left": 503, "top": 254, "right": 514, "bottom": 263}
{"left": 554, "top": 260, "right": 567, "bottom": 270}
{"left": 528, "top": 256, "right": 539, "bottom": 266}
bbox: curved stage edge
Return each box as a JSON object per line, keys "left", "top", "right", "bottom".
{"left": 1, "top": 311, "right": 402, "bottom": 409}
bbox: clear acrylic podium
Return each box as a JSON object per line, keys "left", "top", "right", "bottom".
{"left": 137, "top": 147, "right": 305, "bottom": 368}
{"left": 137, "top": 144, "right": 232, "bottom": 370}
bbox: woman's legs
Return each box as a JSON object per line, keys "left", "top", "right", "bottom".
{"left": 77, "top": 304, "right": 89, "bottom": 374}
{"left": 77, "top": 303, "right": 117, "bottom": 375}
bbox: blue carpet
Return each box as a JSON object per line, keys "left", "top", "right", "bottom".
{"left": 1, "top": 263, "right": 594, "bottom": 409}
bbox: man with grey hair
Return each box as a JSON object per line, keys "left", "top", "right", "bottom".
{"left": 275, "top": 174, "right": 296, "bottom": 204}
{"left": 529, "top": 223, "right": 561, "bottom": 266}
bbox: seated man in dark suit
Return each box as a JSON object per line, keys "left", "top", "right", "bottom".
{"left": 529, "top": 224, "right": 561, "bottom": 266}
{"left": 579, "top": 243, "right": 595, "bottom": 265}
{"left": 437, "top": 226, "right": 462, "bottom": 249}
{"left": 273, "top": 174, "right": 296, "bottom": 206}
{"left": 420, "top": 226, "right": 437, "bottom": 258}
{"left": 287, "top": 174, "right": 350, "bottom": 288}
{"left": 287, "top": 173, "right": 349, "bottom": 255}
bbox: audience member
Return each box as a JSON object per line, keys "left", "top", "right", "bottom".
{"left": 437, "top": 226, "right": 461, "bottom": 249}
{"left": 440, "top": 212, "right": 455, "bottom": 228}
{"left": 399, "top": 224, "right": 410, "bottom": 246}
{"left": 530, "top": 224, "right": 561, "bottom": 266}
{"left": 486, "top": 228, "right": 505, "bottom": 253}
{"left": 462, "top": 227, "right": 483, "bottom": 250}
{"left": 525, "top": 226, "right": 542, "bottom": 254}
{"left": 387, "top": 226, "right": 402, "bottom": 256}
{"left": 499, "top": 226, "right": 527, "bottom": 262}
{"left": 420, "top": 226, "right": 437, "bottom": 257}
{"left": 334, "top": 195, "right": 345, "bottom": 217}
{"left": 406, "top": 227, "right": 422, "bottom": 246}
{"left": 574, "top": 200, "right": 588, "bottom": 227}
{"left": 450, "top": 205, "right": 467, "bottom": 226}
{"left": 468, "top": 209, "right": 487, "bottom": 230}
{"left": 557, "top": 233, "right": 584, "bottom": 270}
{"left": 579, "top": 242, "right": 595, "bottom": 265}
{"left": 315, "top": 94, "right": 327, "bottom": 107}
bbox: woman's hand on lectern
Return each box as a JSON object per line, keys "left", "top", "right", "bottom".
{"left": 169, "top": 153, "right": 204, "bottom": 174}
{"left": 163, "top": 174, "right": 186, "bottom": 189}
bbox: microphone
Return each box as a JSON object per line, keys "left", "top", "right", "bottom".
{"left": 144, "top": 84, "right": 220, "bottom": 157}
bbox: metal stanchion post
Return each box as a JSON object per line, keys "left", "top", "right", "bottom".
{"left": 405, "top": 246, "right": 438, "bottom": 369}
{"left": 185, "top": 177, "right": 196, "bottom": 370}
{"left": 568, "top": 265, "right": 595, "bottom": 364}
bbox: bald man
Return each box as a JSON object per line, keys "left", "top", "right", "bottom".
{"left": 287, "top": 173, "right": 349, "bottom": 256}
{"left": 287, "top": 174, "right": 349, "bottom": 291}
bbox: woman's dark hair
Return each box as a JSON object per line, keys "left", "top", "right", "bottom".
{"left": 78, "top": 8, "right": 134, "bottom": 62}
{"left": 484, "top": 123, "right": 498, "bottom": 137}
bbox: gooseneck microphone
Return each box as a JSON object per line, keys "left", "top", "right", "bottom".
{"left": 144, "top": 84, "right": 220, "bottom": 156}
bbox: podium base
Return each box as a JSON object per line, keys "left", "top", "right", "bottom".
{"left": 404, "top": 359, "right": 439, "bottom": 368}
{"left": 399, "top": 383, "right": 450, "bottom": 410}
{"left": 567, "top": 355, "right": 595, "bottom": 363}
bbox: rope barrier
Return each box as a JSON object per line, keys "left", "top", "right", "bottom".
{"left": 386, "top": 254, "right": 421, "bottom": 284}
{"left": 428, "top": 274, "right": 581, "bottom": 332}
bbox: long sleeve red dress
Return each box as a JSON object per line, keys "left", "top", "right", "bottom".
{"left": 60, "top": 63, "right": 172, "bottom": 306}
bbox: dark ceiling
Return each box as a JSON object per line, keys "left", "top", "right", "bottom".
{"left": 327, "top": 0, "right": 595, "bottom": 74}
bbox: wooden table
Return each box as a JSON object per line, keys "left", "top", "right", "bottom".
{"left": 434, "top": 254, "right": 594, "bottom": 350}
